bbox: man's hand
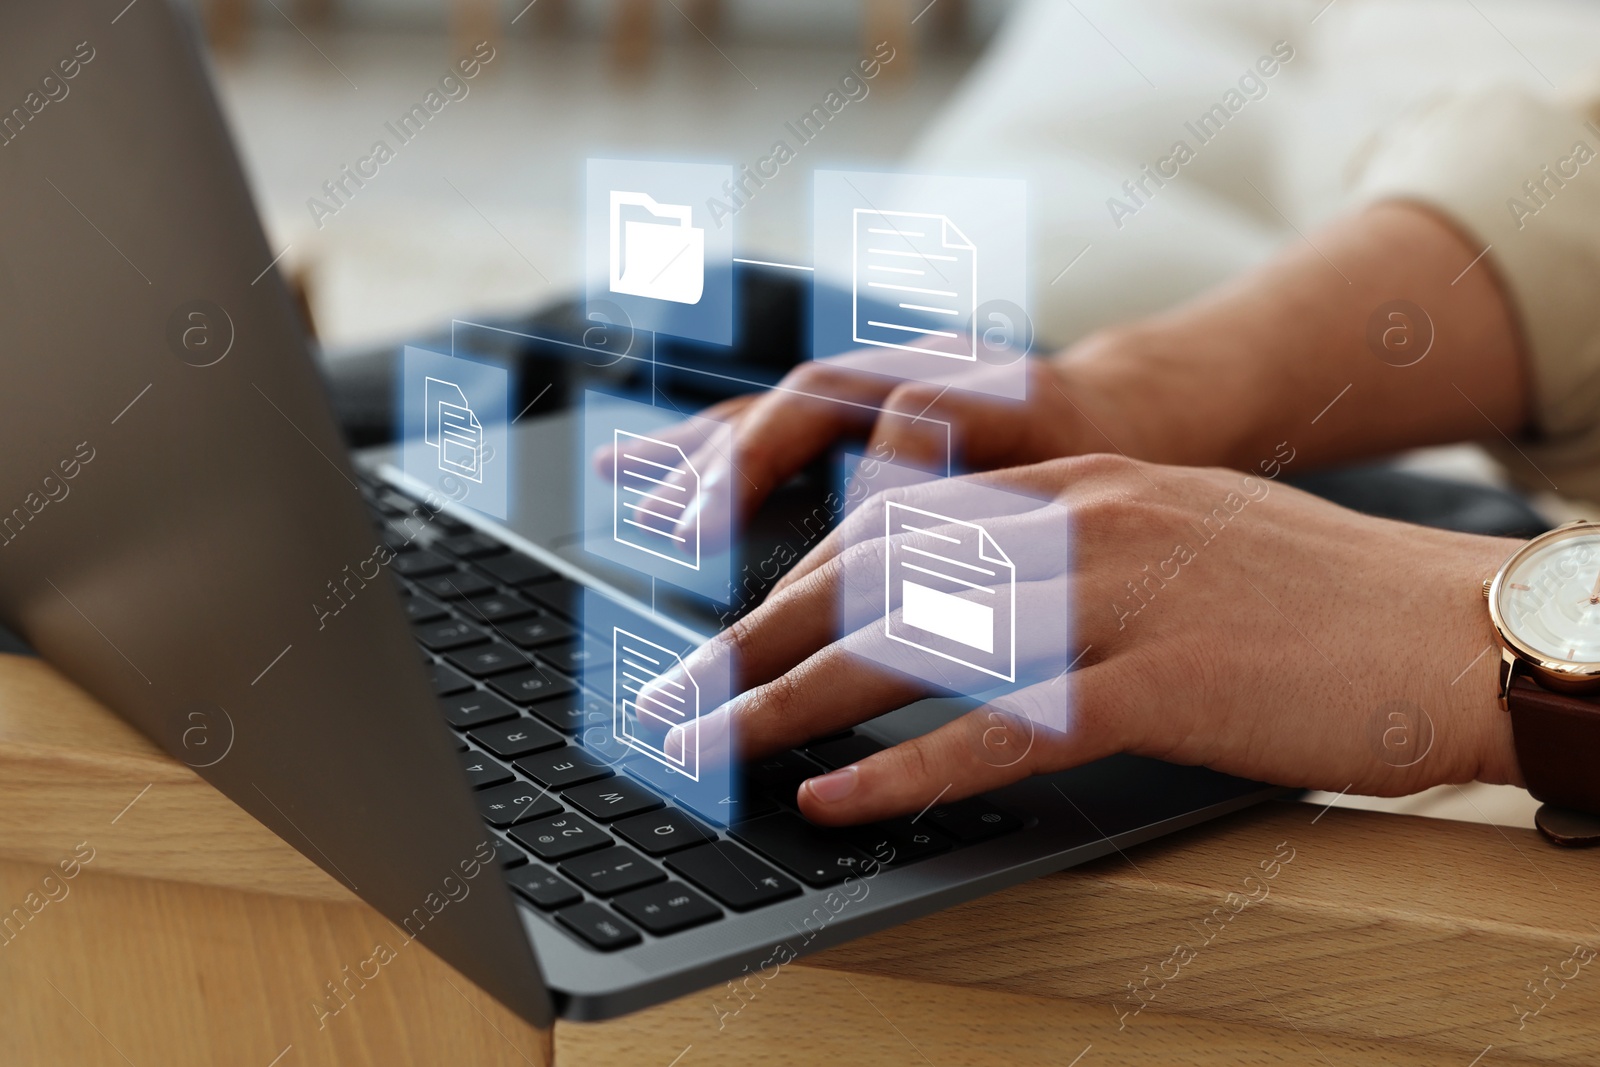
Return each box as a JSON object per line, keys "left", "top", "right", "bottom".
{"left": 593, "top": 347, "right": 1151, "bottom": 550}
{"left": 672, "top": 455, "right": 1523, "bottom": 825}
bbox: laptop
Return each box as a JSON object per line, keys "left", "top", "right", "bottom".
{"left": 0, "top": 0, "right": 1282, "bottom": 1048}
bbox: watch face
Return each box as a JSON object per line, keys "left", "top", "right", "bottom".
{"left": 1496, "top": 529, "right": 1600, "bottom": 664}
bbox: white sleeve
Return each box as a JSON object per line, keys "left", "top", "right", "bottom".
{"left": 1352, "top": 86, "right": 1600, "bottom": 505}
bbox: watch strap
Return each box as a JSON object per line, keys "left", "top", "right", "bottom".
{"left": 1506, "top": 675, "right": 1600, "bottom": 815}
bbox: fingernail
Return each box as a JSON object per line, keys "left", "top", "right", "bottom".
{"left": 805, "top": 765, "right": 859, "bottom": 804}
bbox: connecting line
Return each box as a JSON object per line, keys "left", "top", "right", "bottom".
{"left": 1310, "top": 784, "right": 1351, "bottom": 824}
{"left": 732, "top": 257, "right": 814, "bottom": 272}
{"left": 449, "top": 317, "right": 959, "bottom": 473}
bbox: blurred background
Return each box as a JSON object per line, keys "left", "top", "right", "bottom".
{"left": 193, "top": 0, "right": 1008, "bottom": 350}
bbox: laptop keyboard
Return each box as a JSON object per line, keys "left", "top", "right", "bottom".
{"left": 358, "top": 475, "right": 1022, "bottom": 953}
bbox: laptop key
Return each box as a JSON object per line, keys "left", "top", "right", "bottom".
{"left": 403, "top": 594, "right": 450, "bottom": 623}
{"left": 502, "top": 616, "right": 577, "bottom": 649}
{"left": 921, "top": 798, "right": 1023, "bottom": 844}
{"left": 732, "top": 813, "right": 876, "bottom": 887}
{"left": 525, "top": 690, "right": 605, "bottom": 734}
{"left": 614, "top": 809, "right": 715, "bottom": 855}
{"left": 431, "top": 663, "right": 475, "bottom": 697}
{"left": 459, "top": 751, "right": 514, "bottom": 790}
{"left": 564, "top": 777, "right": 663, "bottom": 822}
{"left": 559, "top": 845, "right": 664, "bottom": 896}
{"left": 806, "top": 734, "right": 886, "bottom": 771}
{"left": 439, "top": 691, "right": 521, "bottom": 730}
{"left": 507, "top": 864, "right": 582, "bottom": 910}
{"left": 417, "top": 570, "right": 496, "bottom": 601}
{"left": 850, "top": 819, "right": 951, "bottom": 866}
{"left": 613, "top": 881, "right": 721, "bottom": 936}
{"left": 536, "top": 638, "right": 606, "bottom": 676}
{"left": 475, "top": 781, "right": 561, "bottom": 827}
{"left": 446, "top": 643, "right": 535, "bottom": 679}
{"left": 514, "top": 747, "right": 614, "bottom": 789}
{"left": 745, "top": 751, "right": 828, "bottom": 805}
{"left": 391, "top": 550, "right": 454, "bottom": 578}
{"left": 476, "top": 553, "right": 557, "bottom": 587}
{"left": 665, "top": 842, "right": 801, "bottom": 911}
{"left": 461, "top": 593, "right": 539, "bottom": 624}
{"left": 414, "top": 618, "right": 489, "bottom": 652}
{"left": 491, "top": 837, "right": 528, "bottom": 869}
{"left": 554, "top": 902, "right": 641, "bottom": 951}
{"left": 438, "top": 532, "right": 508, "bottom": 560}
{"left": 524, "top": 578, "right": 581, "bottom": 620}
{"left": 510, "top": 813, "right": 612, "bottom": 861}
{"left": 489, "top": 666, "right": 576, "bottom": 705}
{"left": 719, "top": 791, "right": 778, "bottom": 824}
{"left": 469, "top": 716, "right": 564, "bottom": 759}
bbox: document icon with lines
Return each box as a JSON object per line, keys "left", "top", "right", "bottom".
{"left": 853, "top": 209, "right": 978, "bottom": 361}
{"left": 613, "top": 429, "right": 701, "bottom": 570}
{"left": 425, "top": 377, "right": 485, "bottom": 483}
{"left": 885, "top": 501, "right": 1015, "bottom": 682}
{"left": 614, "top": 628, "right": 701, "bottom": 780}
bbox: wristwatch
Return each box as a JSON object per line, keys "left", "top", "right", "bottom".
{"left": 1486, "top": 520, "right": 1600, "bottom": 845}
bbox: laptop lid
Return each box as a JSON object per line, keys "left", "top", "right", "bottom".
{"left": 0, "top": 1, "right": 552, "bottom": 1044}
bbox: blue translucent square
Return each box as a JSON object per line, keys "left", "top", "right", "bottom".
{"left": 580, "top": 391, "right": 736, "bottom": 604}
{"left": 400, "top": 346, "right": 511, "bottom": 519}
{"left": 586, "top": 158, "right": 735, "bottom": 348}
{"left": 813, "top": 170, "right": 1031, "bottom": 400}
{"left": 579, "top": 590, "right": 739, "bottom": 827}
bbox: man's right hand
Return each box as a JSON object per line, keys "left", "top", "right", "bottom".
{"left": 593, "top": 343, "right": 1151, "bottom": 540}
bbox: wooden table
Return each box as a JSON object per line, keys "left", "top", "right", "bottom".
{"left": 1, "top": 651, "right": 1595, "bottom": 1065}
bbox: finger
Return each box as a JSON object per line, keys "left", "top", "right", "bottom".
{"left": 589, "top": 392, "right": 758, "bottom": 480}
{"left": 686, "top": 573, "right": 1076, "bottom": 774}
{"left": 795, "top": 672, "right": 1115, "bottom": 825}
{"left": 773, "top": 463, "right": 1063, "bottom": 597}
{"left": 705, "top": 368, "right": 893, "bottom": 521}
{"left": 725, "top": 640, "right": 930, "bottom": 758}
{"left": 677, "top": 548, "right": 900, "bottom": 706}
{"left": 864, "top": 382, "right": 1035, "bottom": 474}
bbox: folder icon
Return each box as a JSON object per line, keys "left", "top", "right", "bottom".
{"left": 884, "top": 501, "right": 1015, "bottom": 682}
{"left": 614, "top": 627, "right": 701, "bottom": 780}
{"left": 609, "top": 190, "right": 706, "bottom": 305}
{"left": 853, "top": 209, "right": 978, "bottom": 361}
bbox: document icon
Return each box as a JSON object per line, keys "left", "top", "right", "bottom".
{"left": 853, "top": 209, "right": 977, "bottom": 361}
{"left": 614, "top": 628, "right": 701, "bottom": 780}
{"left": 424, "top": 377, "right": 484, "bottom": 482}
{"left": 613, "top": 429, "right": 701, "bottom": 570}
{"left": 610, "top": 191, "right": 705, "bottom": 305}
{"left": 885, "top": 501, "right": 1015, "bottom": 681}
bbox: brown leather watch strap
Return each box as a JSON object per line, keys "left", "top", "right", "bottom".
{"left": 1507, "top": 675, "right": 1600, "bottom": 814}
